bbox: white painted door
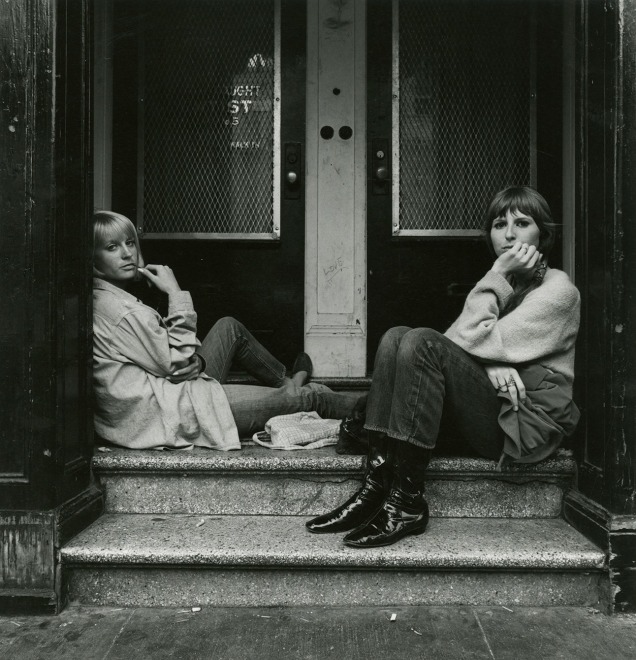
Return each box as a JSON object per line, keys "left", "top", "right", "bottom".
{"left": 305, "top": 0, "right": 367, "bottom": 377}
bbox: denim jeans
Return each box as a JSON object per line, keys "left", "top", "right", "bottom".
{"left": 199, "top": 316, "right": 286, "bottom": 386}
{"left": 223, "top": 382, "right": 365, "bottom": 438}
{"left": 365, "top": 327, "right": 503, "bottom": 460}
{"left": 199, "top": 316, "right": 364, "bottom": 437}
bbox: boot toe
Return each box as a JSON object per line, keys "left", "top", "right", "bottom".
{"left": 342, "top": 525, "right": 383, "bottom": 547}
{"left": 305, "top": 507, "right": 376, "bottom": 534}
{"left": 343, "top": 499, "right": 429, "bottom": 548}
{"left": 305, "top": 517, "right": 336, "bottom": 534}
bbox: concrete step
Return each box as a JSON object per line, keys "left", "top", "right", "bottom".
{"left": 93, "top": 446, "right": 576, "bottom": 518}
{"left": 62, "top": 513, "right": 607, "bottom": 609}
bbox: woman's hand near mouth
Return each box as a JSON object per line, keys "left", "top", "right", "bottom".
{"left": 492, "top": 241, "right": 543, "bottom": 281}
{"left": 138, "top": 264, "right": 182, "bottom": 295}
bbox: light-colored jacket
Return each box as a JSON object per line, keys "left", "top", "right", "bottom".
{"left": 92, "top": 278, "right": 240, "bottom": 450}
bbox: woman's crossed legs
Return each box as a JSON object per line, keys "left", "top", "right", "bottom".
{"left": 223, "top": 381, "right": 365, "bottom": 438}
{"left": 365, "top": 326, "right": 503, "bottom": 459}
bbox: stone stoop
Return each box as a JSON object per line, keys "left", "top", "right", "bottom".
{"left": 61, "top": 445, "right": 609, "bottom": 609}
{"left": 62, "top": 514, "right": 606, "bottom": 608}
{"left": 91, "top": 447, "right": 575, "bottom": 518}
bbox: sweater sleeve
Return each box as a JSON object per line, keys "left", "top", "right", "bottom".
{"left": 108, "top": 291, "right": 202, "bottom": 377}
{"left": 444, "top": 269, "right": 580, "bottom": 365}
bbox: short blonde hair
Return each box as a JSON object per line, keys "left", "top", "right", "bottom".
{"left": 93, "top": 211, "right": 145, "bottom": 275}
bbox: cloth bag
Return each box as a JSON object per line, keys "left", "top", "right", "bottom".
{"left": 497, "top": 364, "right": 580, "bottom": 467}
{"left": 252, "top": 411, "right": 340, "bottom": 450}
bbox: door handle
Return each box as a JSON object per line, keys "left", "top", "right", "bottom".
{"left": 283, "top": 142, "right": 302, "bottom": 200}
{"left": 370, "top": 138, "right": 390, "bottom": 195}
{"left": 375, "top": 165, "right": 389, "bottom": 180}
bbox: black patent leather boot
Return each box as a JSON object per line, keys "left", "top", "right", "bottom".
{"left": 343, "top": 441, "right": 431, "bottom": 548}
{"left": 305, "top": 434, "right": 390, "bottom": 534}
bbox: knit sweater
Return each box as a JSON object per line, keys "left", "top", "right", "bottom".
{"left": 444, "top": 268, "right": 580, "bottom": 390}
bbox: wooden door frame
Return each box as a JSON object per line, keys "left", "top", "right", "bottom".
{"left": 562, "top": 0, "right": 636, "bottom": 613}
{"left": 0, "top": 0, "right": 102, "bottom": 615}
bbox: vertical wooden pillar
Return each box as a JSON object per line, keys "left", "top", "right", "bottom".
{"left": 305, "top": 0, "right": 367, "bottom": 376}
{"left": 564, "top": 0, "right": 636, "bottom": 612}
{"left": 94, "top": 0, "right": 113, "bottom": 209}
{"left": 0, "top": 0, "right": 101, "bottom": 614}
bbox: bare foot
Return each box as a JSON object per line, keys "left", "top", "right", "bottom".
{"left": 290, "top": 352, "right": 313, "bottom": 387}
{"left": 291, "top": 370, "right": 309, "bottom": 387}
{"left": 280, "top": 375, "right": 305, "bottom": 391}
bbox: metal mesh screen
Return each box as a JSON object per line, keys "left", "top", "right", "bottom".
{"left": 397, "top": 0, "right": 534, "bottom": 233}
{"left": 139, "top": 0, "right": 277, "bottom": 236}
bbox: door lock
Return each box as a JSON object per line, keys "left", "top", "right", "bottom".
{"left": 370, "top": 138, "right": 390, "bottom": 195}
{"left": 283, "top": 142, "right": 302, "bottom": 200}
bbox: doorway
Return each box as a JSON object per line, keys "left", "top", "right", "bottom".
{"left": 95, "top": 0, "right": 569, "bottom": 377}
{"left": 306, "top": 0, "right": 567, "bottom": 374}
{"left": 98, "top": 0, "right": 307, "bottom": 370}
{"left": 365, "top": 0, "right": 566, "bottom": 371}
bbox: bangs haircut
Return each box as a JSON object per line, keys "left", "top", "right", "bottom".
{"left": 482, "top": 186, "right": 557, "bottom": 258}
{"left": 93, "top": 211, "right": 144, "bottom": 266}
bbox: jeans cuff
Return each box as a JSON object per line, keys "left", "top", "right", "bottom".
{"left": 364, "top": 424, "right": 435, "bottom": 449}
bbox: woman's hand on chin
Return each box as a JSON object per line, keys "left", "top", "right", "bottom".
{"left": 492, "top": 242, "right": 543, "bottom": 281}
{"left": 138, "top": 264, "right": 182, "bottom": 295}
{"left": 484, "top": 364, "right": 526, "bottom": 411}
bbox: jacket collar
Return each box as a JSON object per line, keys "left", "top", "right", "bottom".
{"left": 93, "top": 277, "right": 141, "bottom": 305}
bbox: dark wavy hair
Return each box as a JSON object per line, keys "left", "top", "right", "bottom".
{"left": 482, "top": 186, "right": 558, "bottom": 316}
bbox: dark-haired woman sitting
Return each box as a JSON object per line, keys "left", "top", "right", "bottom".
{"left": 306, "top": 186, "right": 581, "bottom": 548}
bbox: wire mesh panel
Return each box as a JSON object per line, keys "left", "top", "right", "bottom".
{"left": 394, "top": 0, "right": 535, "bottom": 235}
{"left": 138, "top": 0, "right": 279, "bottom": 238}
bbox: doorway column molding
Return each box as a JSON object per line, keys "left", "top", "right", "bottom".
{"left": 94, "top": 0, "right": 113, "bottom": 210}
{"left": 304, "top": 0, "right": 367, "bottom": 377}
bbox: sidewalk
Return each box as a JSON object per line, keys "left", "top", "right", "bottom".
{"left": 2, "top": 605, "right": 635, "bottom": 659}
